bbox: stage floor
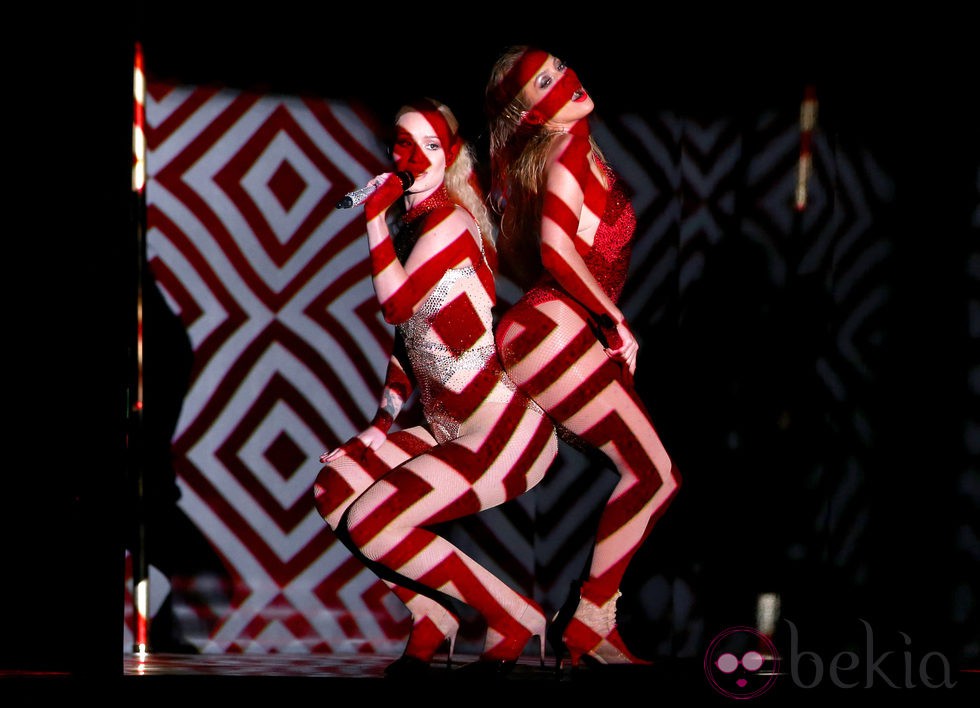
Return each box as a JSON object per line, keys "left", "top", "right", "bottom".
{"left": 2, "top": 653, "right": 977, "bottom": 705}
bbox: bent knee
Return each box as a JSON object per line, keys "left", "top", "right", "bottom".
{"left": 340, "top": 505, "right": 379, "bottom": 560}
{"left": 312, "top": 465, "right": 354, "bottom": 531}
{"left": 630, "top": 457, "right": 681, "bottom": 498}
{"left": 659, "top": 459, "right": 682, "bottom": 499}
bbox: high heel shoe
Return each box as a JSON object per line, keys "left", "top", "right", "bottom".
{"left": 455, "top": 598, "right": 547, "bottom": 677}
{"left": 385, "top": 606, "right": 460, "bottom": 679}
{"left": 547, "top": 579, "right": 582, "bottom": 673}
{"left": 561, "top": 583, "right": 651, "bottom": 668}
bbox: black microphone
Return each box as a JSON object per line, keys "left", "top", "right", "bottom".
{"left": 336, "top": 171, "right": 415, "bottom": 209}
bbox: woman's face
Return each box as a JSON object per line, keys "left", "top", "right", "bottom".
{"left": 392, "top": 110, "right": 448, "bottom": 194}
{"left": 517, "top": 49, "right": 594, "bottom": 126}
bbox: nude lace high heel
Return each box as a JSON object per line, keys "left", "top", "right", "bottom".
{"left": 385, "top": 606, "right": 460, "bottom": 678}
{"left": 560, "top": 583, "right": 651, "bottom": 668}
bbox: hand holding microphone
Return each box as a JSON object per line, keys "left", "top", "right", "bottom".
{"left": 336, "top": 171, "right": 415, "bottom": 209}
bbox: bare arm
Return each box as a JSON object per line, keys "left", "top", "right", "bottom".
{"left": 538, "top": 135, "right": 638, "bottom": 374}
{"left": 320, "top": 331, "right": 414, "bottom": 463}
{"left": 363, "top": 174, "right": 480, "bottom": 324}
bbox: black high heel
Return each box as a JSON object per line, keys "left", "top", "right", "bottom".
{"left": 384, "top": 655, "right": 431, "bottom": 679}
{"left": 452, "top": 658, "right": 517, "bottom": 679}
{"left": 547, "top": 579, "right": 582, "bottom": 673}
{"left": 384, "top": 605, "right": 459, "bottom": 680}
{"left": 454, "top": 598, "right": 547, "bottom": 680}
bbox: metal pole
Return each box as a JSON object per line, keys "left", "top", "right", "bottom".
{"left": 131, "top": 40, "right": 150, "bottom": 657}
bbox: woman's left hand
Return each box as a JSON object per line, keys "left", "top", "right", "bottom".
{"left": 604, "top": 321, "right": 638, "bottom": 376}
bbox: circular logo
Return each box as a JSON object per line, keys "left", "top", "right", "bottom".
{"left": 704, "top": 626, "right": 780, "bottom": 700}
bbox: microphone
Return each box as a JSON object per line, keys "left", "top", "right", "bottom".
{"left": 336, "top": 171, "right": 415, "bottom": 209}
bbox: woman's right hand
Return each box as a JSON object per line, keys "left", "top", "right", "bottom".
{"left": 363, "top": 172, "right": 407, "bottom": 219}
{"left": 320, "top": 425, "right": 387, "bottom": 464}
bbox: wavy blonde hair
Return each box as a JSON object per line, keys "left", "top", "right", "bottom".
{"left": 485, "top": 46, "right": 605, "bottom": 289}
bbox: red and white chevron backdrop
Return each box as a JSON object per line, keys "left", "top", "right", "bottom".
{"left": 138, "top": 82, "right": 427, "bottom": 653}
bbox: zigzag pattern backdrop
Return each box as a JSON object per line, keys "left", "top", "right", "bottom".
{"left": 131, "top": 78, "right": 897, "bottom": 656}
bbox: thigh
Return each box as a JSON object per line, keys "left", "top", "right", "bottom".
{"left": 498, "top": 298, "right": 669, "bottom": 474}
{"left": 498, "top": 296, "right": 612, "bottom": 408}
{"left": 314, "top": 426, "right": 437, "bottom": 526}
{"left": 347, "top": 401, "right": 556, "bottom": 531}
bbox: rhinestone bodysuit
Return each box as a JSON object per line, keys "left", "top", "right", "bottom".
{"left": 396, "top": 189, "right": 537, "bottom": 443}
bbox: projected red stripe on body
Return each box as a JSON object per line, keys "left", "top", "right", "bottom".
{"left": 314, "top": 100, "right": 558, "bottom": 669}
{"left": 487, "top": 46, "right": 681, "bottom": 667}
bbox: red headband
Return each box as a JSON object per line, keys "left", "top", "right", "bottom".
{"left": 491, "top": 48, "right": 582, "bottom": 126}
{"left": 489, "top": 48, "right": 550, "bottom": 111}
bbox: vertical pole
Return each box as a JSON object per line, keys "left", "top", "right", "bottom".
{"left": 789, "top": 84, "right": 818, "bottom": 279}
{"left": 795, "top": 84, "right": 818, "bottom": 213}
{"left": 131, "top": 40, "right": 150, "bottom": 657}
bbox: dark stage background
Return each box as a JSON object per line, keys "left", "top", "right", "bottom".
{"left": 10, "top": 7, "right": 978, "bottom": 689}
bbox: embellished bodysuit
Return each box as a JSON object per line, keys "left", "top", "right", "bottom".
{"left": 315, "top": 182, "right": 561, "bottom": 658}
{"left": 496, "top": 164, "right": 637, "bottom": 449}
{"left": 524, "top": 164, "right": 636, "bottom": 311}
{"left": 396, "top": 189, "right": 539, "bottom": 443}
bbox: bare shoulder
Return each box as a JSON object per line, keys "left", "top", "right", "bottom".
{"left": 417, "top": 203, "right": 478, "bottom": 242}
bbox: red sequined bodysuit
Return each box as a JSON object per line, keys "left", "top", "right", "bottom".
{"left": 523, "top": 165, "right": 635, "bottom": 310}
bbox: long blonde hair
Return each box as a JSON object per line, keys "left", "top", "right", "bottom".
{"left": 485, "top": 46, "right": 604, "bottom": 289}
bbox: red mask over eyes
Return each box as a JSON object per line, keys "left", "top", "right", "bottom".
{"left": 392, "top": 99, "right": 463, "bottom": 176}
{"left": 392, "top": 127, "right": 432, "bottom": 176}
{"left": 530, "top": 66, "right": 580, "bottom": 121}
